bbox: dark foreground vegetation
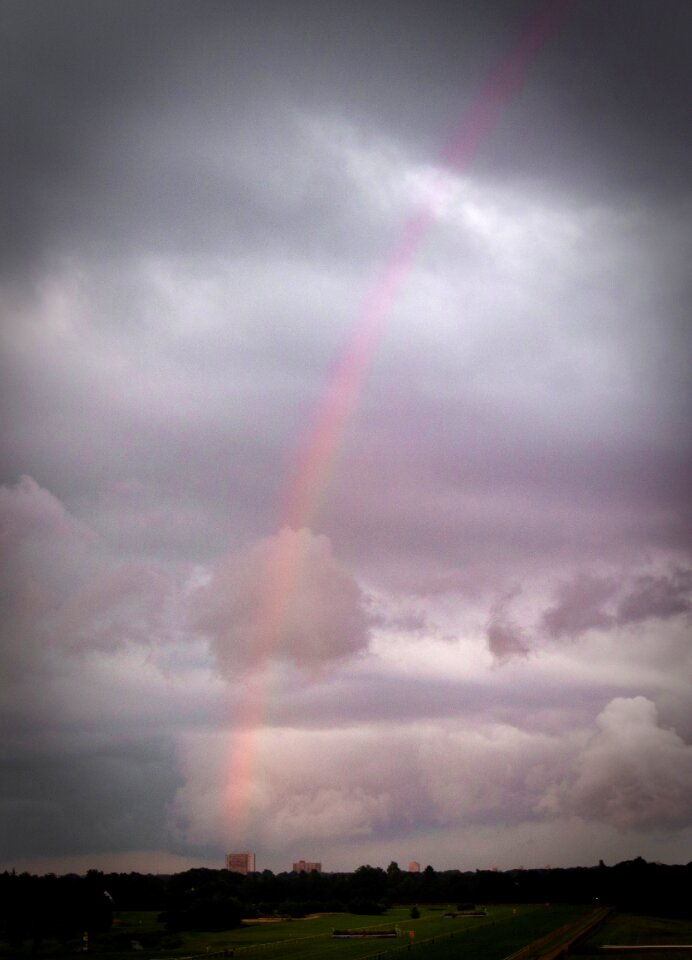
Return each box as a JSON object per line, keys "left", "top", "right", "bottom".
{"left": 0, "top": 857, "right": 689, "bottom": 955}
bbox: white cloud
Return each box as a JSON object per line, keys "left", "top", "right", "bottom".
{"left": 189, "top": 527, "right": 372, "bottom": 673}
{"left": 0, "top": 475, "right": 95, "bottom": 613}
{"left": 170, "top": 719, "right": 571, "bottom": 854}
{"left": 540, "top": 697, "right": 692, "bottom": 830}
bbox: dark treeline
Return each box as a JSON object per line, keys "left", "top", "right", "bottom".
{"left": 1, "top": 857, "right": 690, "bottom": 948}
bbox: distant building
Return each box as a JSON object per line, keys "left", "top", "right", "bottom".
{"left": 226, "top": 852, "right": 256, "bottom": 874}
{"left": 408, "top": 861, "right": 420, "bottom": 873}
{"left": 292, "top": 859, "right": 321, "bottom": 873}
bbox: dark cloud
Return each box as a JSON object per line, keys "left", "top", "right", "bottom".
{"left": 540, "top": 567, "right": 692, "bottom": 642}
{"left": 485, "top": 588, "right": 530, "bottom": 662}
{"left": 1, "top": 0, "right": 691, "bottom": 871}
{"left": 616, "top": 569, "right": 692, "bottom": 626}
{"left": 483, "top": 1, "right": 692, "bottom": 200}
{"left": 3, "top": 0, "right": 691, "bottom": 282}
{"left": 486, "top": 617, "right": 530, "bottom": 663}
{"left": 542, "top": 574, "right": 617, "bottom": 639}
{"left": 0, "top": 738, "right": 182, "bottom": 861}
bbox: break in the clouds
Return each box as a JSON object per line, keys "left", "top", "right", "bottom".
{"left": 1, "top": 0, "right": 691, "bottom": 874}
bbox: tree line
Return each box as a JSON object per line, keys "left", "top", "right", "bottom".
{"left": 1, "top": 856, "right": 689, "bottom": 950}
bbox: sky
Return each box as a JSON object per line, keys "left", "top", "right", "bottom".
{"left": 1, "top": 0, "right": 691, "bottom": 877}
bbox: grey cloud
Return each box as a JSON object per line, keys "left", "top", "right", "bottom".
{"left": 0, "top": 475, "right": 94, "bottom": 600}
{"left": 316, "top": 206, "right": 691, "bottom": 581}
{"left": 1, "top": 0, "right": 167, "bottom": 277}
{"left": 171, "top": 727, "right": 413, "bottom": 850}
{"left": 0, "top": 1, "right": 471, "bottom": 278}
{"left": 171, "top": 719, "right": 572, "bottom": 853}
{"left": 1, "top": 0, "right": 691, "bottom": 872}
{"left": 48, "top": 560, "right": 178, "bottom": 653}
{"left": 616, "top": 569, "right": 692, "bottom": 627}
{"left": 485, "top": 588, "right": 530, "bottom": 663}
{"left": 0, "top": 737, "right": 182, "bottom": 861}
{"left": 385, "top": 610, "right": 428, "bottom": 633}
{"left": 483, "top": 1, "right": 692, "bottom": 201}
{"left": 190, "top": 527, "right": 372, "bottom": 673}
{"left": 232, "top": 656, "right": 644, "bottom": 739}
{"left": 0, "top": 475, "right": 222, "bottom": 865}
{"left": 416, "top": 726, "right": 567, "bottom": 829}
{"left": 542, "top": 574, "right": 617, "bottom": 639}
{"left": 540, "top": 697, "right": 692, "bottom": 831}
{"left": 4, "top": 0, "right": 691, "bottom": 285}
{"left": 0, "top": 476, "right": 180, "bottom": 660}
{"left": 540, "top": 567, "right": 692, "bottom": 643}
{"left": 486, "top": 617, "right": 530, "bottom": 664}
{"left": 2, "top": 2, "right": 690, "bottom": 587}
{"left": 0, "top": 477, "right": 96, "bottom": 687}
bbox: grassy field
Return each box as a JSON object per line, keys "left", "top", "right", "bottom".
{"left": 5, "top": 904, "right": 691, "bottom": 959}
{"left": 574, "top": 913, "right": 692, "bottom": 960}
{"left": 2, "top": 903, "right": 594, "bottom": 958}
{"left": 188, "top": 903, "right": 587, "bottom": 960}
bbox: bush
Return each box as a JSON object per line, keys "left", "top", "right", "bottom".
{"left": 162, "top": 895, "right": 244, "bottom": 932}
{"left": 277, "top": 900, "right": 305, "bottom": 918}
{"left": 160, "top": 934, "right": 183, "bottom": 949}
{"left": 347, "top": 898, "right": 385, "bottom": 915}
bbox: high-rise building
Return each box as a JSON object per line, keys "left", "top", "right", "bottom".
{"left": 408, "top": 861, "right": 420, "bottom": 873}
{"left": 226, "top": 852, "right": 256, "bottom": 874}
{"left": 292, "top": 859, "right": 321, "bottom": 873}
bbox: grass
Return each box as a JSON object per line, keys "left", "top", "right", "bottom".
{"left": 389, "top": 903, "right": 592, "bottom": 960}
{"left": 121, "top": 903, "right": 584, "bottom": 959}
{"left": 6, "top": 904, "right": 689, "bottom": 959}
{"left": 1, "top": 903, "right": 586, "bottom": 958}
{"left": 574, "top": 913, "right": 692, "bottom": 960}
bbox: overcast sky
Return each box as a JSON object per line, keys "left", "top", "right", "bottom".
{"left": 1, "top": 0, "right": 691, "bottom": 877}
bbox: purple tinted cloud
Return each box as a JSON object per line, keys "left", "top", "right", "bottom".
{"left": 542, "top": 574, "right": 617, "bottom": 639}
{"left": 485, "top": 587, "right": 530, "bottom": 662}
{"left": 189, "top": 527, "right": 372, "bottom": 673}
{"left": 616, "top": 569, "right": 692, "bottom": 626}
{"left": 541, "top": 697, "right": 692, "bottom": 830}
{"left": 1, "top": 0, "right": 691, "bottom": 873}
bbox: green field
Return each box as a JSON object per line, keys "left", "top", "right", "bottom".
{"left": 3, "top": 903, "right": 597, "bottom": 958}
{"left": 574, "top": 912, "right": 692, "bottom": 960}
{"left": 5, "top": 904, "right": 691, "bottom": 959}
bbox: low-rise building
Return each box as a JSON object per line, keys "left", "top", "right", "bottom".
{"left": 292, "top": 859, "right": 321, "bottom": 873}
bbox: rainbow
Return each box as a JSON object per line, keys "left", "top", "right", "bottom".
{"left": 223, "top": 0, "right": 577, "bottom": 842}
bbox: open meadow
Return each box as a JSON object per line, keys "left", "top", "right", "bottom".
{"left": 3, "top": 903, "right": 597, "bottom": 959}
{"left": 4, "top": 902, "right": 691, "bottom": 959}
{"left": 573, "top": 913, "right": 692, "bottom": 960}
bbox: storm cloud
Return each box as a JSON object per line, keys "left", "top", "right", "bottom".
{"left": 1, "top": 0, "right": 691, "bottom": 873}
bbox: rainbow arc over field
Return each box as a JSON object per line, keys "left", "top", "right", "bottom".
{"left": 224, "top": 0, "right": 577, "bottom": 840}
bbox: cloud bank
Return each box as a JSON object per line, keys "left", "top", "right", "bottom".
{"left": 1, "top": 0, "right": 691, "bottom": 873}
